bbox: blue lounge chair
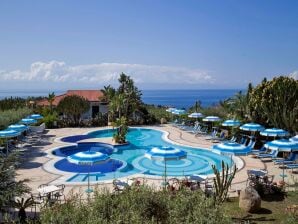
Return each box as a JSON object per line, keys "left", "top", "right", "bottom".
{"left": 205, "top": 129, "right": 218, "bottom": 140}
{"left": 188, "top": 125, "right": 201, "bottom": 134}
{"left": 239, "top": 136, "right": 247, "bottom": 145}
{"left": 285, "top": 163, "right": 298, "bottom": 171}
{"left": 195, "top": 126, "right": 208, "bottom": 136}
{"left": 257, "top": 150, "right": 278, "bottom": 159}
{"left": 251, "top": 146, "right": 267, "bottom": 155}
{"left": 230, "top": 136, "right": 237, "bottom": 142}
{"left": 274, "top": 153, "right": 297, "bottom": 165}
{"left": 246, "top": 139, "right": 256, "bottom": 149}
{"left": 183, "top": 122, "right": 199, "bottom": 132}
{"left": 211, "top": 131, "right": 226, "bottom": 142}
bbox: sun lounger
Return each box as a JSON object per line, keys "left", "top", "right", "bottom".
{"left": 182, "top": 122, "right": 199, "bottom": 132}
{"left": 257, "top": 150, "right": 278, "bottom": 159}
{"left": 246, "top": 139, "right": 256, "bottom": 149}
{"left": 205, "top": 130, "right": 218, "bottom": 140}
{"left": 285, "top": 164, "right": 298, "bottom": 171}
{"left": 239, "top": 136, "right": 247, "bottom": 145}
{"left": 211, "top": 131, "right": 226, "bottom": 143}
{"left": 195, "top": 126, "right": 208, "bottom": 136}
{"left": 251, "top": 146, "right": 267, "bottom": 155}
{"left": 191, "top": 125, "right": 206, "bottom": 134}
{"left": 187, "top": 125, "right": 201, "bottom": 134}
{"left": 230, "top": 136, "right": 237, "bottom": 142}
{"left": 274, "top": 153, "right": 297, "bottom": 165}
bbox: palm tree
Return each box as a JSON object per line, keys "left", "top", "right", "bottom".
{"left": 11, "top": 197, "right": 35, "bottom": 223}
{"left": 112, "top": 116, "right": 128, "bottom": 143}
{"left": 221, "top": 91, "right": 248, "bottom": 120}
{"left": 101, "top": 86, "right": 117, "bottom": 124}
{"left": 47, "top": 92, "right": 55, "bottom": 113}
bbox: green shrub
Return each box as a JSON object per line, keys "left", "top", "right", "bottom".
{"left": 145, "top": 105, "right": 172, "bottom": 124}
{"left": 0, "top": 107, "right": 32, "bottom": 130}
{"left": 40, "top": 186, "right": 231, "bottom": 224}
{"left": 43, "top": 112, "right": 58, "bottom": 129}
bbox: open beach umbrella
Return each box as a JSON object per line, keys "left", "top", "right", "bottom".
{"left": 30, "top": 114, "right": 44, "bottom": 120}
{"left": 203, "top": 116, "right": 221, "bottom": 122}
{"left": 289, "top": 135, "right": 298, "bottom": 143}
{"left": 20, "top": 118, "right": 37, "bottom": 125}
{"left": 188, "top": 112, "right": 204, "bottom": 118}
{"left": 172, "top": 109, "right": 186, "bottom": 115}
{"left": 212, "top": 142, "right": 252, "bottom": 155}
{"left": 260, "top": 128, "right": 288, "bottom": 137}
{"left": 187, "top": 174, "right": 206, "bottom": 182}
{"left": 67, "top": 151, "right": 110, "bottom": 194}
{"left": 264, "top": 139, "right": 298, "bottom": 152}
{"left": 166, "top": 107, "right": 177, "bottom": 113}
{"left": 0, "top": 129, "right": 21, "bottom": 155}
{"left": 265, "top": 139, "right": 298, "bottom": 182}
{"left": 8, "top": 124, "right": 28, "bottom": 132}
{"left": 240, "top": 123, "right": 264, "bottom": 132}
{"left": 145, "top": 146, "right": 187, "bottom": 186}
{"left": 222, "top": 120, "right": 241, "bottom": 127}
{"left": 203, "top": 116, "right": 221, "bottom": 132}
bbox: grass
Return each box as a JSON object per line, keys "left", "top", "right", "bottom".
{"left": 223, "top": 191, "right": 298, "bottom": 223}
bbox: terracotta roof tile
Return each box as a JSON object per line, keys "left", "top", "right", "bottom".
{"left": 36, "top": 90, "right": 104, "bottom": 106}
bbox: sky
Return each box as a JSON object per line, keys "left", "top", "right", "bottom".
{"left": 0, "top": 0, "right": 297, "bottom": 91}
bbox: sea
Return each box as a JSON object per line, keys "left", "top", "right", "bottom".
{"left": 0, "top": 89, "right": 241, "bottom": 109}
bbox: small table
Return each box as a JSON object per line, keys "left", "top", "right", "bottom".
{"left": 114, "top": 180, "right": 129, "bottom": 190}
{"left": 247, "top": 169, "right": 268, "bottom": 177}
{"left": 37, "top": 185, "right": 59, "bottom": 195}
{"left": 187, "top": 175, "right": 206, "bottom": 182}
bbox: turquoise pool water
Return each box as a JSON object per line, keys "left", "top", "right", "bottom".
{"left": 57, "top": 128, "right": 232, "bottom": 182}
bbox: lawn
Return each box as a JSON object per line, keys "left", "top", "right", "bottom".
{"left": 223, "top": 191, "right": 298, "bottom": 223}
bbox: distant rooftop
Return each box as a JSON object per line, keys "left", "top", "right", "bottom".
{"left": 36, "top": 90, "right": 104, "bottom": 106}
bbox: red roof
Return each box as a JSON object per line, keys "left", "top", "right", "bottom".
{"left": 36, "top": 90, "right": 104, "bottom": 106}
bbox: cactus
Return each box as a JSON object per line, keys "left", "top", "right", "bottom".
{"left": 212, "top": 161, "right": 237, "bottom": 205}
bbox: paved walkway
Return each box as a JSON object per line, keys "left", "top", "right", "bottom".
{"left": 16, "top": 125, "right": 296, "bottom": 198}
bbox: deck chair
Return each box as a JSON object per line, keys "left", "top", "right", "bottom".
{"left": 246, "top": 139, "right": 256, "bottom": 149}
{"left": 274, "top": 153, "right": 297, "bottom": 165}
{"left": 257, "top": 150, "right": 278, "bottom": 159}
{"left": 285, "top": 163, "right": 298, "bottom": 171}
{"left": 239, "top": 136, "right": 247, "bottom": 145}
{"left": 195, "top": 126, "right": 208, "bottom": 136}
{"left": 182, "top": 122, "right": 199, "bottom": 132}
{"left": 230, "top": 136, "right": 237, "bottom": 142}
{"left": 205, "top": 129, "right": 218, "bottom": 140}
{"left": 251, "top": 146, "right": 267, "bottom": 155}
{"left": 210, "top": 132, "right": 226, "bottom": 143}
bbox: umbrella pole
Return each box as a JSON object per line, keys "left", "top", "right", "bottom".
{"left": 164, "top": 160, "right": 167, "bottom": 190}
{"left": 88, "top": 165, "right": 90, "bottom": 192}
{"left": 87, "top": 165, "right": 92, "bottom": 200}
{"left": 282, "top": 152, "right": 287, "bottom": 183}
{"left": 6, "top": 138, "right": 8, "bottom": 156}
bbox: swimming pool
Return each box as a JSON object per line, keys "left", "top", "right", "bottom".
{"left": 53, "top": 128, "right": 232, "bottom": 182}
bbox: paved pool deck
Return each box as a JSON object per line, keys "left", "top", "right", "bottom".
{"left": 16, "top": 125, "right": 297, "bottom": 198}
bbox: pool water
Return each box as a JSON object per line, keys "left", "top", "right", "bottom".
{"left": 54, "top": 128, "right": 232, "bottom": 182}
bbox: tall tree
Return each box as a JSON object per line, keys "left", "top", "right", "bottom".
{"left": 101, "top": 85, "right": 116, "bottom": 123}
{"left": 249, "top": 76, "right": 298, "bottom": 132}
{"left": 104, "top": 73, "right": 143, "bottom": 124}
{"left": 57, "top": 95, "right": 89, "bottom": 126}
{"left": 47, "top": 92, "right": 55, "bottom": 113}
{"left": 117, "top": 73, "right": 142, "bottom": 119}
{"left": 0, "top": 153, "right": 30, "bottom": 214}
{"left": 220, "top": 91, "right": 248, "bottom": 120}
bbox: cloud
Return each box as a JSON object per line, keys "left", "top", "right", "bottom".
{"left": 0, "top": 61, "right": 214, "bottom": 89}
{"left": 288, "top": 70, "right": 298, "bottom": 80}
